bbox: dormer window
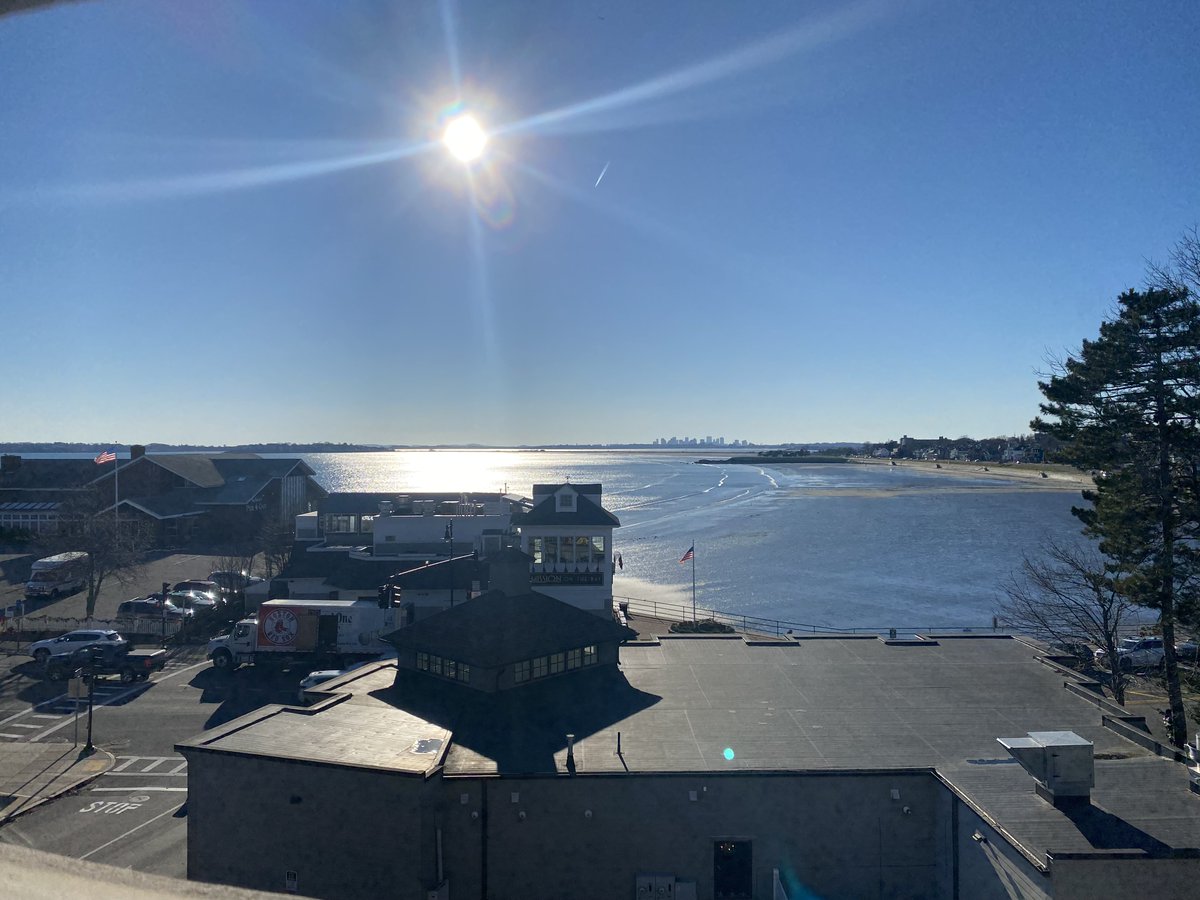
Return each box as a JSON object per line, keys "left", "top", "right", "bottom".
{"left": 557, "top": 492, "right": 576, "bottom": 512}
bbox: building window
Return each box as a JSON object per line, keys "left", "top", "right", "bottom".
{"left": 582, "top": 645, "right": 597, "bottom": 666}
{"left": 543, "top": 537, "right": 558, "bottom": 566}
{"left": 529, "top": 536, "right": 544, "bottom": 565}
{"left": 590, "top": 535, "right": 605, "bottom": 562}
{"left": 326, "top": 514, "right": 355, "bottom": 533}
{"left": 575, "top": 536, "right": 591, "bottom": 563}
{"left": 416, "top": 652, "right": 429, "bottom": 671}
{"left": 531, "top": 656, "right": 548, "bottom": 679}
{"left": 560, "top": 537, "right": 575, "bottom": 564}
{"left": 549, "top": 652, "right": 564, "bottom": 675}
{"left": 431, "top": 656, "right": 443, "bottom": 676}
{"left": 514, "top": 660, "right": 530, "bottom": 683}
{"left": 558, "top": 493, "right": 575, "bottom": 510}
{"left": 567, "top": 648, "right": 581, "bottom": 670}
{"left": 458, "top": 664, "right": 470, "bottom": 684}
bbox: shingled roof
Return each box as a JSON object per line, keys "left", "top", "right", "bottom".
{"left": 514, "top": 486, "right": 620, "bottom": 528}
{"left": 383, "top": 590, "right": 633, "bottom": 668}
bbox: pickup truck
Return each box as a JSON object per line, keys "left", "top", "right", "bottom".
{"left": 45, "top": 644, "right": 168, "bottom": 685}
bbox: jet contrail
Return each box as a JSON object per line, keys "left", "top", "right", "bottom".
{"left": 594, "top": 161, "right": 610, "bottom": 187}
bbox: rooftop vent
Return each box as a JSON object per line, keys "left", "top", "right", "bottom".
{"left": 379, "top": 501, "right": 394, "bottom": 515}
{"left": 997, "top": 730, "right": 1094, "bottom": 807}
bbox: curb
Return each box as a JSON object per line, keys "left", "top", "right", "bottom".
{"left": 0, "top": 748, "right": 116, "bottom": 826}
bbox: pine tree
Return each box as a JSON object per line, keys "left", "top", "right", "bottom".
{"left": 1033, "top": 286, "right": 1200, "bottom": 746}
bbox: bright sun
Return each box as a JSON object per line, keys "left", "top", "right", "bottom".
{"left": 442, "top": 114, "right": 488, "bottom": 163}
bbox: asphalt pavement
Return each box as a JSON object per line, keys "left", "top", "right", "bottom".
{"left": 0, "top": 641, "right": 330, "bottom": 878}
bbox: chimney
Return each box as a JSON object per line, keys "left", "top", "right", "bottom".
{"left": 0, "top": 455, "right": 20, "bottom": 474}
{"left": 998, "top": 731, "right": 1094, "bottom": 807}
{"left": 486, "top": 548, "right": 533, "bottom": 597}
{"left": 130, "top": 445, "right": 146, "bottom": 460}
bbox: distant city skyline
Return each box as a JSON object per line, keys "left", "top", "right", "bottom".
{"left": 2, "top": 1, "right": 1197, "bottom": 446}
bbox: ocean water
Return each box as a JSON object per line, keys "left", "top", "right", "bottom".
{"left": 299, "top": 450, "right": 1087, "bottom": 630}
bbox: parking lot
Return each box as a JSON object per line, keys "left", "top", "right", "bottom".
{"left": 0, "top": 551, "right": 232, "bottom": 623}
{"left": 0, "top": 635, "right": 336, "bottom": 877}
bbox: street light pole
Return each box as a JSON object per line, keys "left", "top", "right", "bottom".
{"left": 84, "top": 648, "right": 98, "bottom": 754}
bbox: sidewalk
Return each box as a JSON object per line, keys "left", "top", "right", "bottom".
{"left": 0, "top": 742, "right": 114, "bottom": 824}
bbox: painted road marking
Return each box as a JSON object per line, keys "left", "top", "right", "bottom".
{"left": 78, "top": 802, "right": 185, "bottom": 861}
{"left": 92, "top": 786, "right": 188, "bottom": 792}
{"left": 0, "top": 732, "right": 23, "bottom": 739}
{"left": 9, "top": 723, "right": 42, "bottom": 729}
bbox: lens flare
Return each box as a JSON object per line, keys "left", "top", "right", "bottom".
{"left": 443, "top": 114, "right": 488, "bottom": 162}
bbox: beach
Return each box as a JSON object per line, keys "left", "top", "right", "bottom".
{"left": 850, "top": 456, "right": 1093, "bottom": 489}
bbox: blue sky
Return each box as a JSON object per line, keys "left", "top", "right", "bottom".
{"left": 1, "top": 0, "right": 1197, "bottom": 446}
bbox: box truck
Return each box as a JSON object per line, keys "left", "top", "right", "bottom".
{"left": 24, "top": 551, "right": 89, "bottom": 601}
{"left": 206, "top": 598, "right": 397, "bottom": 671}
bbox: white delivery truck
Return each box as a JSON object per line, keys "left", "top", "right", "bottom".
{"left": 206, "top": 598, "right": 397, "bottom": 671}
{"left": 24, "top": 551, "right": 90, "bottom": 602}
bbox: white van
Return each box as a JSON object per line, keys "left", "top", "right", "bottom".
{"left": 24, "top": 551, "right": 90, "bottom": 601}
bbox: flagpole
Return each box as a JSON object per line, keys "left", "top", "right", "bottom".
{"left": 114, "top": 450, "right": 119, "bottom": 531}
{"left": 691, "top": 540, "right": 696, "bottom": 622}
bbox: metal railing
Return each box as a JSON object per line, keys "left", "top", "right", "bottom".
{"left": 612, "top": 594, "right": 1015, "bottom": 638}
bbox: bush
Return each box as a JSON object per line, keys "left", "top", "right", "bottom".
{"left": 670, "top": 618, "right": 735, "bottom": 634}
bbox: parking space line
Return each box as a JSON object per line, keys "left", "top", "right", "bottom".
{"left": 9, "top": 723, "right": 42, "bottom": 729}
{"left": 0, "top": 732, "right": 23, "bottom": 739}
{"left": 79, "top": 802, "right": 185, "bottom": 861}
{"left": 31, "top": 713, "right": 63, "bottom": 719}
{"left": 92, "top": 786, "right": 188, "bottom": 792}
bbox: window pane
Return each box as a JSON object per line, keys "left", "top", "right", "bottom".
{"left": 550, "top": 653, "right": 564, "bottom": 674}
{"left": 515, "top": 660, "right": 530, "bottom": 683}
{"left": 567, "top": 648, "right": 581, "bottom": 669}
{"left": 560, "top": 537, "right": 575, "bottom": 564}
{"left": 459, "top": 664, "right": 470, "bottom": 683}
{"left": 431, "top": 656, "right": 443, "bottom": 675}
{"left": 590, "top": 535, "right": 605, "bottom": 561}
{"left": 532, "top": 656, "right": 548, "bottom": 678}
{"left": 583, "top": 645, "right": 597, "bottom": 666}
{"left": 544, "top": 537, "right": 559, "bottom": 565}
{"left": 529, "top": 537, "right": 543, "bottom": 565}
{"left": 417, "top": 652, "right": 429, "bottom": 671}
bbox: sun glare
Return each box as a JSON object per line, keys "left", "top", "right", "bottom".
{"left": 443, "top": 114, "right": 488, "bottom": 162}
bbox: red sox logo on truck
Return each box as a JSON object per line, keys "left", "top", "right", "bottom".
{"left": 260, "top": 608, "right": 299, "bottom": 646}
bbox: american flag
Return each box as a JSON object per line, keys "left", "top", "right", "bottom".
{"left": 679, "top": 545, "right": 694, "bottom": 564}
{"left": 94, "top": 449, "right": 117, "bottom": 465}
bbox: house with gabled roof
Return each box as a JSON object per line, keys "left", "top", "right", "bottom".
{"left": 0, "top": 446, "right": 325, "bottom": 546}
{"left": 512, "top": 483, "right": 620, "bottom": 616}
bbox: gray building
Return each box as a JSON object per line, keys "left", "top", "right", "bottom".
{"left": 178, "top": 603, "right": 1200, "bottom": 899}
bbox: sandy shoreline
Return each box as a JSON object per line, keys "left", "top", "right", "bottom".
{"left": 849, "top": 456, "right": 1093, "bottom": 489}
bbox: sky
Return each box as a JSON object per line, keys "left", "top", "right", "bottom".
{"left": 1, "top": 0, "right": 1198, "bottom": 447}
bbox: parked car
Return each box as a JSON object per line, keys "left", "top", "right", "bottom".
{"left": 1112, "top": 637, "right": 1165, "bottom": 671}
{"left": 208, "top": 571, "right": 264, "bottom": 593}
{"left": 167, "top": 589, "right": 222, "bottom": 618}
{"left": 296, "top": 669, "right": 344, "bottom": 705}
{"left": 1175, "top": 641, "right": 1198, "bottom": 664}
{"left": 28, "top": 629, "right": 126, "bottom": 665}
{"left": 173, "top": 580, "right": 231, "bottom": 603}
{"left": 1049, "top": 641, "right": 1092, "bottom": 661}
{"left": 117, "top": 597, "right": 189, "bottom": 619}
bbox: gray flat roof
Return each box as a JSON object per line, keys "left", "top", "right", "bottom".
{"left": 177, "top": 633, "right": 1200, "bottom": 863}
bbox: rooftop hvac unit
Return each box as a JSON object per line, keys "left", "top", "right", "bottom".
{"left": 636, "top": 874, "right": 675, "bottom": 898}
{"left": 997, "top": 730, "right": 1094, "bottom": 806}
